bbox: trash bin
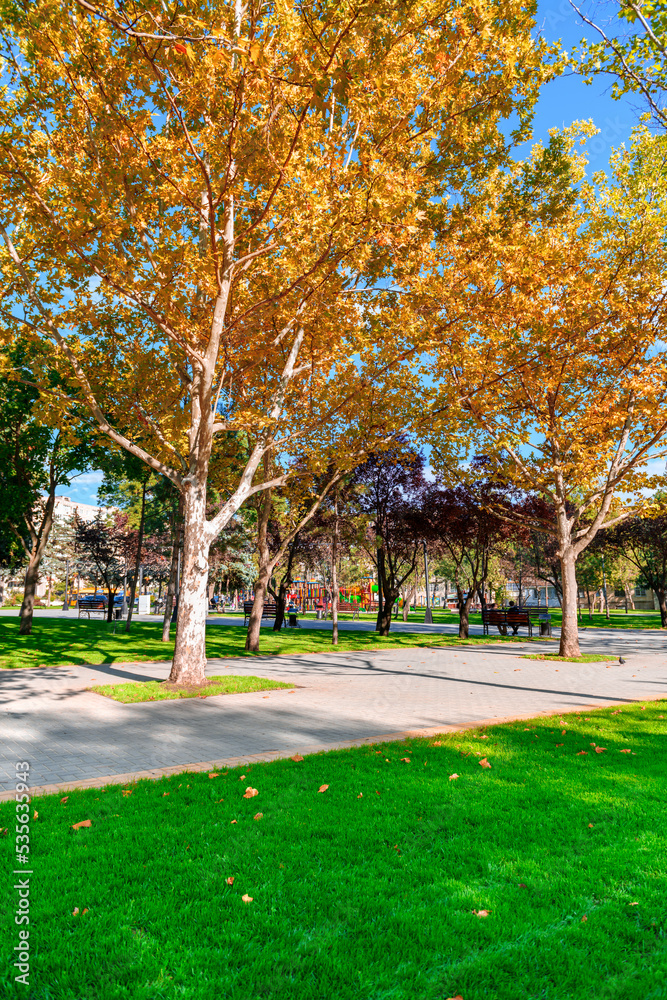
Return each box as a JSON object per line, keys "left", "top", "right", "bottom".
{"left": 289, "top": 612, "right": 299, "bottom": 628}
{"left": 539, "top": 615, "right": 551, "bottom": 637}
{"left": 316, "top": 608, "right": 324, "bottom": 620}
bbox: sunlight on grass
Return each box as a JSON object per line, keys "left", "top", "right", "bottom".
{"left": 3, "top": 700, "right": 666, "bottom": 998}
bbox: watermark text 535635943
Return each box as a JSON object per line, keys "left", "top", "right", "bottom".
{"left": 13, "top": 761, "right": 31, "bottom": 987}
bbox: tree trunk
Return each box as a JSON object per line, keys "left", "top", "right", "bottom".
{"left": 125, "top": 480, "right": 147, "bottom": 633}
{"left": 272, "top": 578, "right": 288, "bottom": 631}
{"left": 377, "top": 590, "right": 398, "bottom": 636}
{"left": 245, "top": 485, "right": 273, "bottom": 653}
{"left": 375, "top": 547, "right": 385, "bottom": 632}
{"left": 624, "top": 583, "right": 635, "bottom": 611}
{"left": 657, "top": 588, "right": 667, "bottom": 628}
{"left": 559, "top": 550, "right": 581, "bottom": 656}
{"left": 19, "top": 552, "right": 41, "bottom": 636}
{"left": 332, "top": 494, "right": 339, "bottom": 645}
{"left": 458, "top": 594, "right": 471, "bottom": 639}
{"left": 168, "top": 482, "right": 211, "bottom": 686}
{"left": 162, "top": 496, "right": 183, "bottom": 642}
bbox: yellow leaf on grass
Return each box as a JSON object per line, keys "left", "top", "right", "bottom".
{"left": 226, "top": 876, "right": 235, "bottom": 885}
{"left": 449, "top": 773, "right": 459, "bottom": 781}
{"left": 357, "top": 793, "right": 363, "bottom": 798}
{"left": 209, "top": 772, "right": 220, "bottom": 778}
{"left": 253, "top": 812, "right": 263, "bottom": 820}
{"left": 473, "top": 909, "right": 491, "bottom": 917}
{"left": 318, "top": 784, "right": 329, "bottom": 793}
{"left": 290, "top": 754, "right": 304, "bottom": 762}
{"left": 33, "top": 810, "right": 38, "bottom": 820}
{"left": 60, "top": 796, "right": 69, "bottom": 804}
{"left": 72, "top": 908, "right": 79, "bottom": 916}
{"left": 242, "top": 894, "right": 253, "bottom": 903}
{"left": 479, "top": 758, "right": 491, "bottom": 768}
{"left": 620, "top": 749, "right": 632, "bottom": 753}
{"left": 243, "top": 787, "right": 259, "bottom": 799}
{"left": 400, "top": 757, "right": 411, "bottom": 763}
{"left": 72, "top": 819, "right": 91, "bottom": 830}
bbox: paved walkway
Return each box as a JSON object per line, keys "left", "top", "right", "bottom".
{"left": 1, "top": 631, "right": 666, "bottom": 799}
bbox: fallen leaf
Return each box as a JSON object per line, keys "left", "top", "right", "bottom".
{"left": 60, "top": 796, "right": 69, "bottom": 804}
{"left": 473, "top": 909, "right": 491, "bottom": 917}
{"left": 72, "top": 907, "right": 80, "bottom": 916}
{"left": 562, "top": 730, "right": 567, "bottom": 735}
{"left": 581, "top": 915, "right": 588, "bottom": 922}
{"left": 72, "top": 820, "right": 92, "bottom": 830}
{"left": 216, "top": 798, "right": 224, "bottom": 803}
{"left": 0, "top": 828, "right": 7, "bottom": 836}
{"left": 226, "top": 877, "right": 235, "bottom": 885}
{"left": 588, "top": 823, "right": 594, "bottom": 828}
{"left": 431, "top": 740, "right": 443, "bottom": 746}
{"left": 318, "top": 784, "right": 329, "bottom": 793}
{"left": 445, "top": 996, "right": 464, "bottom": 1000}
{"left": 357, "top": 793, "right": 363, "bottom": 799}
{"left": 33, "top": 810, "right": 38, "bottom": 820}
{"left": 611, "top": 710, "right": 621, "bottom": 715}
{"left": 620, "top": 749, "right": 632, "bottom": 753}
{"left": 239, "top": 774, "right": 246, "bottom": 781}
{"left": 479, "top": 758, "right": 492, "bottom": 768}
{"left": 290, "top": 754, "right": 304, "bottom": 762}
{"left": 479, "top": 735, "right": 489, "bottom": 739}
{"left": 208, "top": 772, "right": 220, "bottom": 779}
{"left": 230, "top": 819, "right": 237, "bottom": 824}
{"left": 400, "top": 757, "right": 411, "bottom": 763}
{"left": 518, "top": 883, "right": 527, "bottom": 888}
{"left": 594, "top": 747, "right": 606, "bottom": 754}
{"left": 253, "top": 812, "right": 263, "bottom": 821}
{"left": 243, "top": 787, "right": 259, "bottom": 799}
{"left": 82, "top": 908, "right": 89, "bottom": 914}
{"left": 629, "top": 902, "right": 639, "bottom": 906}
{"left": 449, "top": 773, "right": 459, "bottom": 781}
{"left": 514, "top": 669, "right": 521, "bottom": 671}
{"left": 576, "top": 751, "right": 588, "bottom": 755}
{"left": 122, "top": 790, "right": 132, "bottom": 797}
{"left": 242, "top": 894, "right": 253, "bottom": 903}
{"left": 555, "top": 743, "right": 564, "bottom": 747}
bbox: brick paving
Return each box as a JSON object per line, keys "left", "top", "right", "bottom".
{"left": 1, "top": 626, "right": 666, "bottom": 799}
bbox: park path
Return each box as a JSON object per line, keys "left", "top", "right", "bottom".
{"left": 1, "top": 631, "right": 666, "bottom": 798}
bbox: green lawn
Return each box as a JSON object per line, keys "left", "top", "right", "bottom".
{"left": 89, "top": 675, "right": 294, "bottom": 703}
{"left": 2, "top": 701, "right": 666, "bottom": 999}
{"left": 0, "top": 617, "right": 532, "bottom": 670}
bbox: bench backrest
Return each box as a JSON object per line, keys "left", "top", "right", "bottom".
{"left": 482, "top": 608, "right": 506, "bottom": 624}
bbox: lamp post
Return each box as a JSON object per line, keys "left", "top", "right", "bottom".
{"left": 62, "top": 558, "right": 70, "bottom": 611}
{"left": 602, "top": 552, "right": 610, "bottom": 620}
{"left": 423, "top": 541, "right": 433, "bottom": 625}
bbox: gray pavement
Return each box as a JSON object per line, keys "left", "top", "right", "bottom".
{"left": 1, "top": 623, "right": 666, "bottom": 795}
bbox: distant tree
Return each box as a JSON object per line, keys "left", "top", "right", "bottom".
{"left": 0, "top": 343, "right": 94, "bottom": 633}
{"left": 346, "top": 450, "right": 426, "bottom": 636}
{"left": 606, "top": 513, "right": 667, "bottom": 626}
{"left": 74, "top": 515, "right": 126, "bottom": 622}
{"left": 422, "top": 483, "right": 508, "bottom": 639}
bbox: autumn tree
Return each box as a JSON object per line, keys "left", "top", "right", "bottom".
{"left": 0, "top": 0, "right": 547, "bottom": 683}
{"left": 427, "top": 128, "right": 667, "bottom": 656}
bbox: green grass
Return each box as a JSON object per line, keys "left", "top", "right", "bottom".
{"left": 2, "top": 701, "right": 666, "bottom": 999}
{"left": 89, "top": 675, "right": 294, "bottom": 703}
{"left": 523, "top": 653, "right": 619, "bottom": 663}
{"left": 0, "top": 617, "right": 533, "bottom": 670}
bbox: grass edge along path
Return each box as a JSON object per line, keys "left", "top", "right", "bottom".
{"left": 88, "top": 675, "right": 294, "bottom": 703}
{"left": 0, "top": 617, "right": 541, "bottom": 670}
{"left": 523, "top": 653, "right": 619, "bottom": 663}
{"left": 2, "top": 699, "right": 666, "bottom": 999}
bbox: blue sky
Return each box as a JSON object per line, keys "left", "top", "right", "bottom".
{"left": 59, "top": 0, "right": 642, "bottom": 506}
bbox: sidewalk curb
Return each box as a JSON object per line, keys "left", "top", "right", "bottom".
{"left": 3, "top": 695, "right": 662, "bottom": 802}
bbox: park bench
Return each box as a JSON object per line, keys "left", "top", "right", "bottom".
{"left": 337, "top": 601, "right": 361, "bottom": 620}
{"left": 482, "top": 607, "right": 534, "bottom": 637}
{"left": 242, "top": 601, "right": 287, "bottom": 627}
{"left": 77, "top": 597, "right": 108, "bottom": 620}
